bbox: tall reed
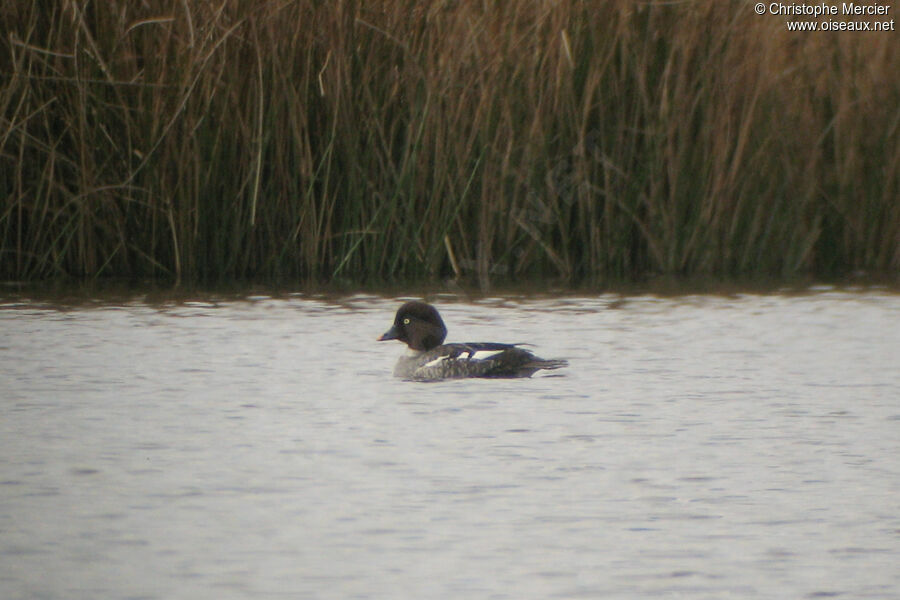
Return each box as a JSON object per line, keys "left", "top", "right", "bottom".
{"left": 2, "top": 1, "right": 898, "bottom": 284}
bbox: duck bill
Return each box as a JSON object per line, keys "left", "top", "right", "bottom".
{"left": 378, "top": 325, "right": 399, "bottom": 341}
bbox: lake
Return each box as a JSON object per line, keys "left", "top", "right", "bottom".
{"left": 1, "top": 285, "right": 899, "bottom": 599}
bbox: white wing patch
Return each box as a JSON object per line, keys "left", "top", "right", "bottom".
{"left": 423, "top": 355, "right": 450, "bottom": 368}
{"left": 468, "top": 350, "right": 505, "bottom": 361}
{"left": 422, "top": 349, "right": 505, "bottom": 370}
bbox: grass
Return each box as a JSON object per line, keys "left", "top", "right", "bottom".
{"left": 1, "top": 1, "right": 898, "bottom": 285}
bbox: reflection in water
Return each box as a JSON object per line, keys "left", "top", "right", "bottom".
{"left": 1, "top": 287, "right": 899, "bottom": 599}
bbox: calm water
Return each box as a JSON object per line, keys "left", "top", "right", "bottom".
{"left": 1, "top": 287, "right": 899, "bottom": 599}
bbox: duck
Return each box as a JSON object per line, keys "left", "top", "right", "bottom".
{"left": 377, "top": 301, "right": 568, "bottom": 381}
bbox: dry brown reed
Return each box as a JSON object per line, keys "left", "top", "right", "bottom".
{"left": 1, "top": 1, "right": 898, "bottom": 284}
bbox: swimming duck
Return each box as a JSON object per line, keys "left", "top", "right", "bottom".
{"left": 378, "top": 301, "right": 568, "bottom": 381}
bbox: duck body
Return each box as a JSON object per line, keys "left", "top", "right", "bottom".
{"left": 378, "top": 301, "right": 567, "bottom": 382}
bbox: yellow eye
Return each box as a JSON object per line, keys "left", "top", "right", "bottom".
{"left": 403, "top": 318, "right": 410, "bottom": 324}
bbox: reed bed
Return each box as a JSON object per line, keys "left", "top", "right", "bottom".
{"left": 2, "top": 1, "right": 898, "bottom": 284}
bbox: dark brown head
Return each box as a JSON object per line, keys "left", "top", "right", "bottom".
{"left": 377, "top": 301, "right": 448, "bottom": 351}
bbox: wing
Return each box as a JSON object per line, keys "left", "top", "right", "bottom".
{"left": 411, "top": 343, "right": 543, "bottom": 381}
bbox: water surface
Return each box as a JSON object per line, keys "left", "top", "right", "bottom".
{"left": 1, "top": 287, "right": 899, "bottom": 599}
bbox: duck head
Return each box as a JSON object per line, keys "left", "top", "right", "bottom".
{"left": 378, "top": 301, "right": 447, "bottom": 351}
